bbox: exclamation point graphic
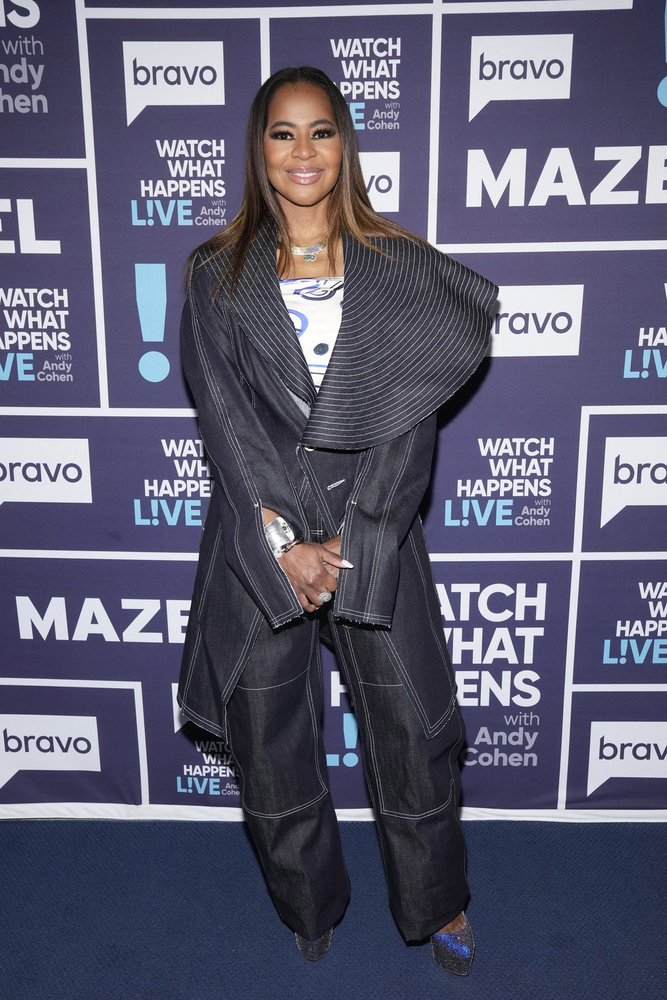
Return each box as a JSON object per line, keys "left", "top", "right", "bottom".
{"left": 135, "top": 263, "right": 169, "bottom": 382}
{"left": 342, "top": 713, "right": 359, "bottom": 767}
{"left": 658, "top": 1, "right": 667, "bottom": 106}
{"left": 326, "top": 712, "right": 359, "bottom": 767}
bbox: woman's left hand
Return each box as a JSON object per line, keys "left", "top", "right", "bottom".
{"left": 278, "top": 538, "right": 352, "bottom": 612}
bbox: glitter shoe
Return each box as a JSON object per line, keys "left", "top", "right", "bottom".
{"left": 294, "top": 927, "right": 334, "bottom": 962}
{"left": 430, "top": 913, "right": 475, "bottom": 976}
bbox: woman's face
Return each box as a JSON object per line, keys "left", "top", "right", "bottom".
{"left": 263, "top": 82, "right": 343, "bottom": 218}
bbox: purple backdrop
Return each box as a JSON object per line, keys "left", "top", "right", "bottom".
{"left": 1, "top": 0, "right": 666, "bottom": 821}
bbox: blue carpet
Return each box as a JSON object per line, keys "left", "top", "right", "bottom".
{"left": 1, "top": 820, "right": 665, "bottom": 999}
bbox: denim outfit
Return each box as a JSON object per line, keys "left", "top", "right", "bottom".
{"left": 177, "top": 221, "right": 497, "bottom": 942}
{"left": 225, "top": 525, "right": 469, "bottom": 942}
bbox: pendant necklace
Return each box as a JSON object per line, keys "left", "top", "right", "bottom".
{"left": 290, "top": 237, "right": 327, "bottom": 263}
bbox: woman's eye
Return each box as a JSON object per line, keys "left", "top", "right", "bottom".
{"left": 313, "top": 128, "right": 336, "bottom": 139}
{"left": 269, "top": 130, "right": 294, "bottom": 141}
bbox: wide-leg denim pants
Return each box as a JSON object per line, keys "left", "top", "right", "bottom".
{"left": 225, "top": 529, "right": 469, "bottom": 943}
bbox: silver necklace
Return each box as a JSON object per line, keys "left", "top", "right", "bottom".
{"left": 290, "top": 237, "right": 327, "bottom": 263}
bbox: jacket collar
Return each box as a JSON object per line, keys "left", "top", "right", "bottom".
{"left": 226, "top": 221, "right": 381, "bottom": 406}
{"left": 220, "top": 218, "right": 497, "bottom": 450}
{"left": 227, "top": 219, "right": 318, "bottom": 410}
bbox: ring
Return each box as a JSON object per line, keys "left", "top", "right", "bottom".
{"left": 317, "top": 591, "right": 332, "bottom": 603}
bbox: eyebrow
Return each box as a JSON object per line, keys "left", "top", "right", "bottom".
{"left": 267, "top": 118, "right": 336, "bottom": 129}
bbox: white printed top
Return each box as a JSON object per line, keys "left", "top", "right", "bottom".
{"left": 279, "top": 277, "right": 344, "bottom": 390}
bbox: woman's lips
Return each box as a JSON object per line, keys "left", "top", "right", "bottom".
{"left": 287, "top": 169, "right": 324, "bottom": 185}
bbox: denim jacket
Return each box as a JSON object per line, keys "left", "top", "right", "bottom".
{"left": 177, "top": 222, "right": 497, "bottom": 730}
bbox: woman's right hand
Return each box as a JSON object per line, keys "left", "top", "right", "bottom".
{"left": 278, "top": 541, "right": 353, "bottom": 612}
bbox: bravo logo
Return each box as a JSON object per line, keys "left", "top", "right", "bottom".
{"left": 491, "top": 285, "right": 583, "bottom": 358}
{"left": 0, "top": 714, "right": 101, "bottom": 789}
{"left": 123, "top": 41, "right": 224, "bottom": 126}
{"left": 359, "top": 151, "right": 400, "bottom": 213}
{"left": 587, "top": 721, "right": 667, "bottom": 795}
{"left": 0, "top": 438, "right": 92, "bottom": 506}
{"left": 469, "top": 34, "right": 573, "bottom": 121}
{"left": 600, "top": 436, "right": 667, "bottom": 527}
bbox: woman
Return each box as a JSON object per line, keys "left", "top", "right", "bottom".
{"left": 178, "top": 66, "right": 497, "bottom": 974}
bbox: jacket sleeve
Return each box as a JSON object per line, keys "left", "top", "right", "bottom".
{"left": 334, "top": 415, "right": 437, "bottom": 627}
{"left": 181, "top": 264, "right": 304, "bottom": 629}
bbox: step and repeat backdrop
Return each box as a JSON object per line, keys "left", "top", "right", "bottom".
{"left": 1, "top": 0, "right": 666, "bottom": 821}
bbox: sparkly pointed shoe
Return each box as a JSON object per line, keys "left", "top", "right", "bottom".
{"left": 430, "top": 913, "right": 475, "bottom": 976}
{"left": 294, "top": 927, "right": 334, "bottom": 962}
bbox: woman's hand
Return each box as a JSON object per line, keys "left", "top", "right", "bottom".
{"left": 262, "top": 509, "right": 351, "bottom": 612}
{"left": 279, "top": 537, "right": 352, "bottom": 612}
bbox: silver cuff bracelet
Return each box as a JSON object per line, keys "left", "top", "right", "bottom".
{"left": 264, "top": 515, "right": 301, "bottom": 557}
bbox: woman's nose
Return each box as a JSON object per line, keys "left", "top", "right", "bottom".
{"left": 292, "top": 134, "right": 315, "bottom": 159}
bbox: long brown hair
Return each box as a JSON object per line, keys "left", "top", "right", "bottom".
{"left": 190, "top": 66, "right": 421, "bottom": 289}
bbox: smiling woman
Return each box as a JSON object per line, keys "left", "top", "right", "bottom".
{"left": 177, "top": 66, "right": 497, "bottom": 975}
{"left": 263, "top": 83, "right": 343, "bottom": 210}
{"left": 262, "top": 81, "right": 344, "bottom": 278}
